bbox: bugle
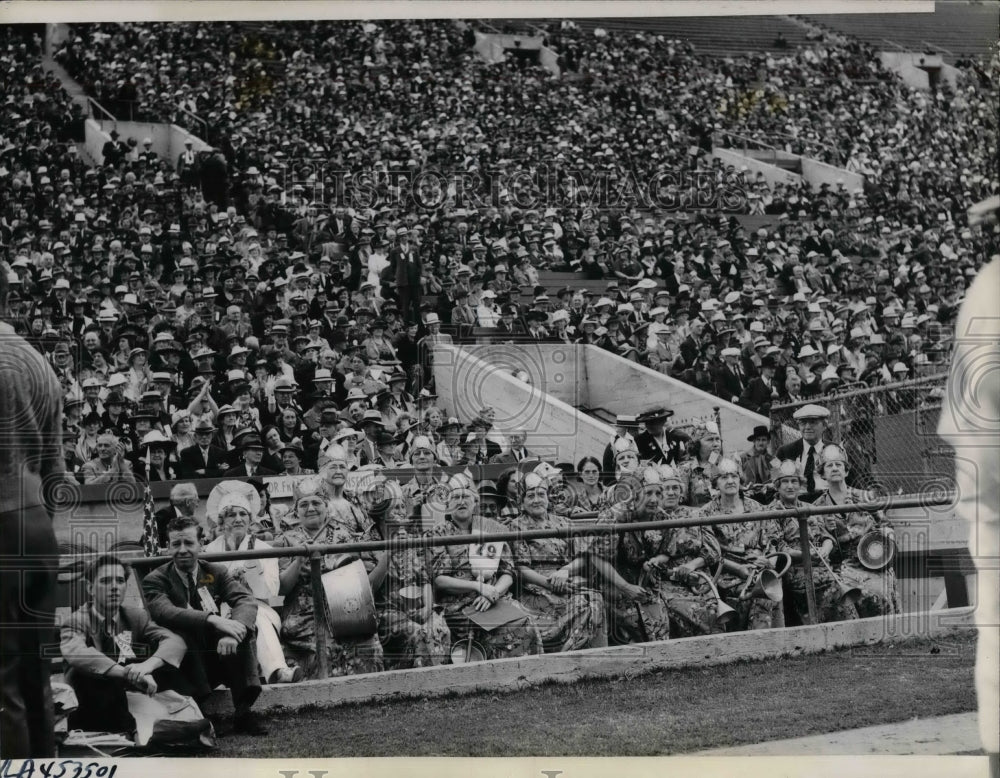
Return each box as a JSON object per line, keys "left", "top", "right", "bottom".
{"left": 689, "top": 570, "right": 738, "bottom": 627}
{"left": 812, "top": 542, "right": 862, "bottom": 606}
{"left": 722, "top": 551, "right": 791, "bottom": 603}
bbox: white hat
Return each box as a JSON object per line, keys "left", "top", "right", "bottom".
{"left": 792, "top": 404, "right": 830, "bottom": 421}
{"left": 721, "top": 347, "right": 741, "bottom": 358}
{"left": 424, "top": 313, "right": 441, "bottom": 325}
{"left": 797, "top": 345, "right": 819, "bottom": 359}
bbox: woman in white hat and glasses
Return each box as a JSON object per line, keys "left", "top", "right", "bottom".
{"left": 508, "top": 473, "right": 607, "bottom": 653}
{"left": 812, "top": 445, "right": 899, "bottom": 617}
{"left": 271, "top": 469, "right": 384, "bottom": 679}
{"left": 430, "top": 472, "right": 542, "bottom": 661}
{"left": 769, "top": 460, "right": 859, "bottom": 625}
{"left": 701, "top": 459, "right": 785, "bottom": 631}
{"left": 204, "top": 482, "right": 302, "bottom": 685}
{"left": 360, "top": 480, "right": 451, "bottom": 669}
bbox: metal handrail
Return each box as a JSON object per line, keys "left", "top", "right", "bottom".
{"left": 921, "top": 40, "right": 954, "bottom": 57}
{"left": 87, "top": 96, "right": 116, "bottom": 122}
{"left": 177, "top": 105, "right": 207, "bottom": 133}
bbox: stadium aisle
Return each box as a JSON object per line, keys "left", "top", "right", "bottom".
{"left": 693, "top": 712, "right": 981, "bottom": 755}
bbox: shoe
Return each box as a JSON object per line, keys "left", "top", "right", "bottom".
{"left": 232, "top": 711, "right": 268, "bottom": 736}
{"left": 269, "top": 666, "right": 304, "bottom": 684}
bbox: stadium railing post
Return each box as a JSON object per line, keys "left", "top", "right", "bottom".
{"left": 309, "top": 552, "right": 330, "bottom": 680}
{"left": 798, "top": 516, "right": 819, "bottom": 624}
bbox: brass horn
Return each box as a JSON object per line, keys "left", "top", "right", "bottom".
{"left": 813, "top": 545, "right": 862, "bottom": 606}
{"left": 740, "top": 567, "right": 784, "bottom": 603}
{"left": 857, "top": 529, "right": 897, "bottom": 571}
{"left": 691, "top": 570, "right": 738, "bottom": 627}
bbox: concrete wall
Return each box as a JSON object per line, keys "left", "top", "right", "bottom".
{"left": 800, "top": 157, "right": 865, "bottom": 192}
{"left": 879, "top": 51, "right": 931, "bottom": 90}
{"left": 473, "top": 31, "right": 559, "bottom": 75}
{"left": 462, "top": 343, "right": 590, "bottom": 410}
{"left": 582, "top": 346, "right": 769, "bottom": 458}
{"left": 431, "top": 343, "right": 612, "bottom": 464}
{"left": 83, "top": 118, "right": 113, "bottom": 166}
{"left": 712, "top": 147, "right": 804, "bottom": 189}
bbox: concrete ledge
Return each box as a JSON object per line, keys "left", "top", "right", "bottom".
{"left": 204, "top": 607, "right": 974, "bottom": 715}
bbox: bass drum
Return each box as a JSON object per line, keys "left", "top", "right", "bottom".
{"left": 321, "top": 559, "right": 377, "bottom": 638}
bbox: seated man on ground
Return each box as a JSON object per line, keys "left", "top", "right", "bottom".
{"left": 60, "top": 554, "right": 187, "bottom": 736}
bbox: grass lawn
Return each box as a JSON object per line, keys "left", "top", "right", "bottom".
{"left": 214, "top": 632, "right": 977, "bottom": 757}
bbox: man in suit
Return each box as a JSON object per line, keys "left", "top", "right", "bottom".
{"left": 223, "top": 434, "right": 277, "bottom": 478}
{"left": 775, "top": 403, "right": 830, "bottom": 502}
{"left": 716, "top": 347, "right": 747, "bottom": 404}
{"left": 154, "top": 483, "right": 200, "bottom": 549}
{"left": 739, "top": 355, "right": 780, "bottom": 414}
{"left": 179, "top": 419, "right": 230, "bottom": 479}
{"left": 60, "top": 554, "right": 188, "bottom": 736}
{"left": 634, "top": 407, "right": 686, "bottom": 465}
{"left": 490, "top": 429, "right": 532, "bottom": 465}
{"left": 386, "top": 227, "right": 421, "bottom": 324}
{"left": 142, "top": 515, "right": 266, "bottom": 735}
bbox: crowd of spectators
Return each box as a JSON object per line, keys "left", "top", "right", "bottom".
{"left": 5, "top": 17, "right": 996, "bottom": 743}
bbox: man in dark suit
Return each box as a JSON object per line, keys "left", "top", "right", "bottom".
{"left": 178, "top": 419, "right": 230, "bottom": 479}
{"left": 775, "top": 403, "right": 830, "bottom": 502}
{"left": 739, "top": 355, "right": 779, "bottom": 414}
{"left": 489, "top": 429, "right": 532, "bottom": 465}
{"left": 154, "top": 482, "right": 201, "bottom": 549}
{"left": 223, "top": 434, "right": 277, "bottom": 478}
{"left": 60, "top": 554, "right": 189, "bottom": 736}
{"left": 386, "top": 227, "right": 421, "bottom": 324}
{"left": 679, "top": 318, "right": 705, "bottom": 369}
{"left": 142, "top": 515, "right": 266, "bottom": 735}
{"left": 634, "top": 407, "right": 687, "bottom": 465}
{"left": 716, "top": 347, "right": 747, "bottom": 404}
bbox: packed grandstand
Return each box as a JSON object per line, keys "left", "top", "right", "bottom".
{"left": 1, "top": 9, "right": 997, "bottom": 748}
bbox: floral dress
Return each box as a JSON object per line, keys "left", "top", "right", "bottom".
{"left": 812, "top": 488, "right": 900, "bottom": 617}
{"left": 702, "top": 495, "right": 785, "bottom": 631}
{"left": 430, "top": 517, "right": 543, "bottom": 661}
{"left": 654, "top": 516, "right": 726, "bottom": 638}
{"left": 271, "top": 520, "right": 384, "bottom": 679}
{"left": 508, "top": 512, "right": 607, "bottom": 653}
{"left": 584, "top": 503, "right": 673, "bottom": 644}
{"left": 773, "top": 499, "right": 860, "bottom": 624}
{"left": 359, "top": 524, "right": 451, "bottom": 670}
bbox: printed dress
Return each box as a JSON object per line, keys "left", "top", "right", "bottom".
{"left": 430, "top": 517, "right": 543, "bottom": 660}
{"left": 360, "top": 525, "right": 451, "bottom": 670}
{"left": 654, "top": 518, "right": 726, "bottom": 638}
{"left": 272, "top": 521, "right": 384, "bottom": 679}
{"left": 773, "top": 499, "right": 860, "bottom": 624}
{"left": 508, "top": 512, "right": 607, "bottom": 653}
{"left": 812, "top": 488, "right": 901, "bottom": 617}
{"left": 703, "top": 495, "right": 785, "bottom": 631}
{"left": 585, "top": 503, "right": 672, "bottom": 645}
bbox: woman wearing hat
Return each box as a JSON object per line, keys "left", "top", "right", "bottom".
{"left": 611, "top": 437, "right": 641, "bottom": 482}
{"left": 811, "top": 445, "right": 899, "bottom": 617}
{"left": 435, "top": 416, "right": 464, "bottom": 466}
{"left": 508, "top": 473, "right": 607, "bottom": 652}
{"left": 430, "top": 472, "right": 543, "bottom": 661}
{"left": 678, "top": 422, "right": 724, "bottom": 507}
{"left": 700, "top": 459, "right": 784, "bottom": 631}
{"left": 360, "top": 480, "right": 451, "bottom": 670}
{"left": 171, "top": 409, "right": 195, "bottom": 451}
{"left": 271, "top": 471, "right": 384, "bottom": 679}
{"left": 124, "top": 346, "right": 151, "bottom": 404}
{"left": 136, "top": 430, "right": 179, "bottom": 483}
{"left": 279, "top": 441, "right": 314, "bottom": 476}
{"left": 770, "top": 460, "right": 859, "bottom": 625}
{"left": 212, "top": 404, "right": 242, "bottom": 453}
{"left": 584, "top": 467, "right": 678, "bottom": 644}
{"left": 203, "top": 482, "right": 302, "bottom": 685}
{"left": 362, "top": 319, "right": 399, "bottom": 368}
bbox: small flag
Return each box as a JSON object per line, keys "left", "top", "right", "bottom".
{"left": 141, "top": 483, "right": 159, "bottom": 557}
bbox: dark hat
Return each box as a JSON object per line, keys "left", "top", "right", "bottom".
{"left": 319, "top": 409, "right": 341, "bottom": 425}
{"left": 637, "top": 407, "right": 674, "bottom": 423}
{"left": 194, "top": 419, "right": 216, "bottom": 433}
{"left": 105, "top": 392, "right": 126, "bottom": 406}
{"left": 747, "top": 424, "right": 770, "bottom": 441}
{"left": 238, "top": 434, "right": 265, "bottom": 450}
{"left": 375, "top": 430, "right": 397, "bottom": 447}
{"left": 278, "top": 441, "right": 304, "bottom": 457}
{"left": 524, "top": 310, "right": 547, "bottom": 322}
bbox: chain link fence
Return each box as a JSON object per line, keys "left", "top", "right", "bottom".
{"left": 769, "top": 374, "right": 953, "bottom": 496}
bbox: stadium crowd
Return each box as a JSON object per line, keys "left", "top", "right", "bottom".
{"left": 0, "top": 16, "right": 996, "bottom": 741}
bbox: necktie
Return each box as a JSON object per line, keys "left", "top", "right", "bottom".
{"left": 804, "top": 445, "right": 816, "bottom": 494}
{"left": 189, "top": 575, "right": 202, "bottom": 610}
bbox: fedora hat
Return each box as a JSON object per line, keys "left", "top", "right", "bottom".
{"left": 747, "top": 425, "right": 770, "bottom": 442}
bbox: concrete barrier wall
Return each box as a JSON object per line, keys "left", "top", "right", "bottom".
{"left": 432, "top": 343, "right": 612, "bottom": 464}
{"left": 712, "top": 147, "right": 803, "bottom": 188}
{"left": 880, "top": 51, "right": 931, "bottom": 90}
{"left": 83, "top": 118, "right": 112, "bottom": 166}
{"left": 582, "top": 346, "right": 769, "bottom": 458}
{"left": 461, "top": 343, "right": 590, "bottom": 410}
{"left": 800, "top": 157, "right": 865, "bottom": 192}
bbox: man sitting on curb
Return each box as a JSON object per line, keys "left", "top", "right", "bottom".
{"left": 142, "top": 516, "right": 267, "bottom": 735}
{"left": 60, "top": 554, "right": 187, "bottom": 736}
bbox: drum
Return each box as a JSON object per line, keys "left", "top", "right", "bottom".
{"left": 321, "top": 560, "right": 377, "bottom": 638}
